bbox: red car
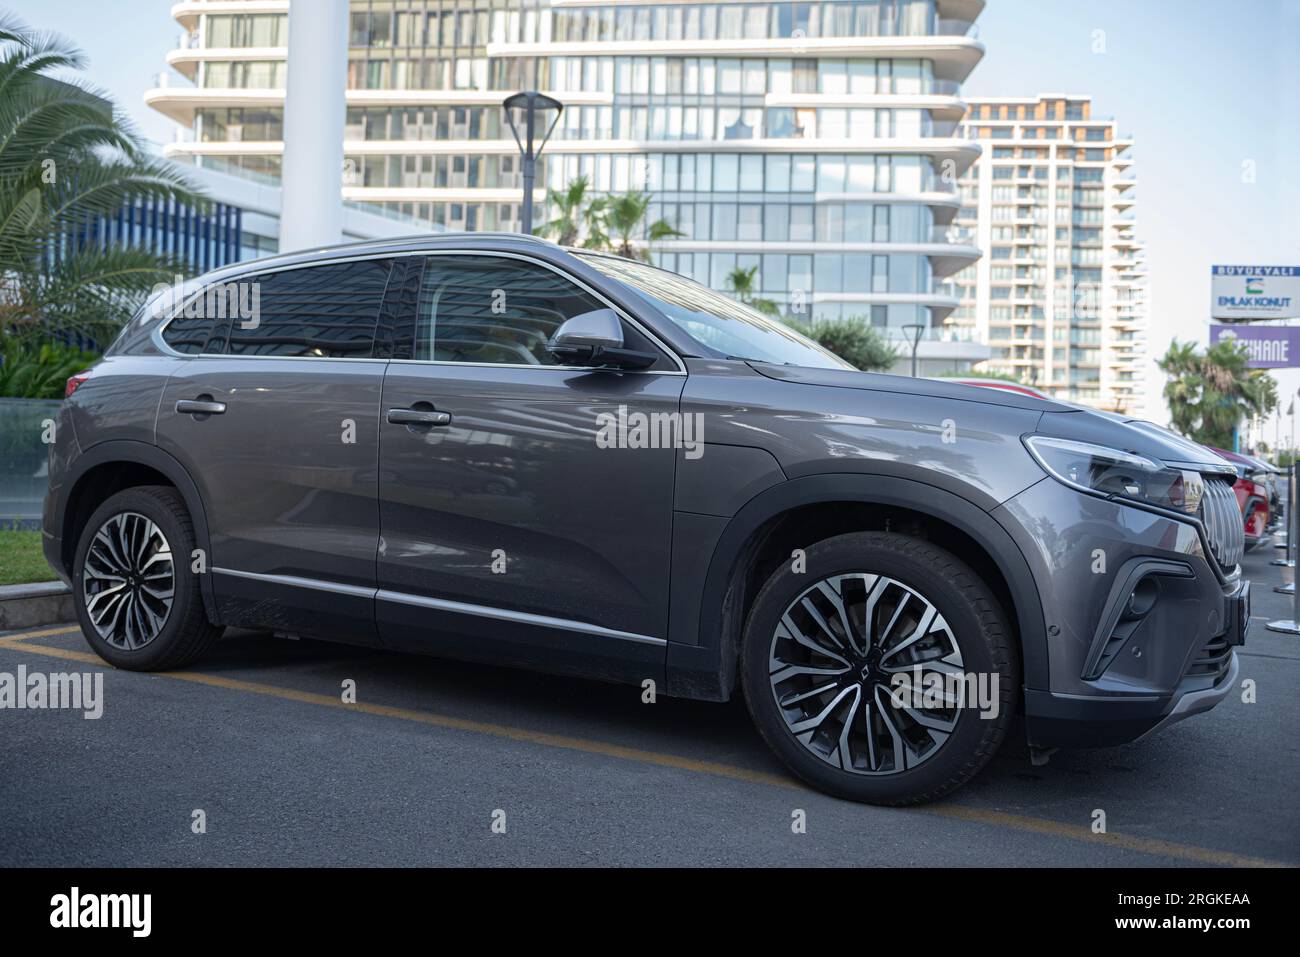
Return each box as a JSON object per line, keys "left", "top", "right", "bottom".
{"left": 1209, "top": 447, "right": 1272, "bottom": 549}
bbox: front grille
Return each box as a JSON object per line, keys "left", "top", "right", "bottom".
{"left": 1198, "top": 476, "right": 1245, "bottom": 570}
{"left": 1186, "top": 634, "right": 1233, "bottom": 681}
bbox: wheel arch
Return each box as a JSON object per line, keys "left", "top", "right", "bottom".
{"left": 55, "top": 440, "right": 220, "bottom": 625}
{"left": 665, "top": 473, "right": 1047, "bottom": 701}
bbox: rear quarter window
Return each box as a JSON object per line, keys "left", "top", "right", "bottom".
{"left": 160, "top": 311, "right": 213, "bottom": 355}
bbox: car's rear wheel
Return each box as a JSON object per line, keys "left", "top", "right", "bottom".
{"left": 741, "top": 531, "right": 1017, "bottom": 805}
{"left": 73, "top": 486, "right": 222, "bottom": 670}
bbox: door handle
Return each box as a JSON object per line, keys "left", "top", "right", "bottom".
{"left": 387, "top": 408, "right": 451, "bottom": 427}
{"left": 175, "top": 398, "right": 226, "bottom": 416}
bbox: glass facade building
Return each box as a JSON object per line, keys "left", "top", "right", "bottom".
{"left": 149, "top": 0, "right": 989, "bottom": 360}
{"left": 52, "top": 195, "right": 247, "bottom": 275}
{"left": 952, "top": 95, "right": 1147, "bottom": 413}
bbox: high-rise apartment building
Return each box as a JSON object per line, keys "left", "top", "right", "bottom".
{"left": 148, "top": 0, "right": 991, "bottom": 372}
{"left": 951, "top": 94, "right": 1147, "bottom": 412}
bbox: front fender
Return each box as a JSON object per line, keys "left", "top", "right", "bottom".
{"left": 665, "top": 472, "right": 1048, "bottom": 701}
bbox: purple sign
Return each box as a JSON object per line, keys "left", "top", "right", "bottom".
{"left": 1209, "top": 324, "right": 1300, "bottom": 368}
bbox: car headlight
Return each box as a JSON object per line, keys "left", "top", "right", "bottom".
{"left": 1023, "top": 435, "right": 1205, "bottom": 514}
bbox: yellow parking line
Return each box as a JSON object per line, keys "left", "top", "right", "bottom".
{"left": 0, "top": 626, "right": 1288, "bottom": 868}
{"left": 928, "top": 807, "right": 1284, "bottom": 868}
{"left": 0, "top": 625, "right": 80, "bottom": 645}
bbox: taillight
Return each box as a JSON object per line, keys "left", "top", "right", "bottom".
{"left": 65, "top": 372, "right": 91, "bottom": 398}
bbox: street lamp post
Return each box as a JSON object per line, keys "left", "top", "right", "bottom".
{"left": 502, "top": 92, "right": 563, "bottom": 236}
{"left": 902, "top": 323, "right": 925, "bottom": 378}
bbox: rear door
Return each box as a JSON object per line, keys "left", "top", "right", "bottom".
{"left": 154, "top": 256, "right": 394, "bottom": 644}
{"left": 375, "top": 251, "right": 685, "bottom": 681}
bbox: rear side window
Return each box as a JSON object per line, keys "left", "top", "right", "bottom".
{"left": 159, "top": 281, "right": 243, "bottom": 355}
{"left": 225, "top": 258, "right": 393, "bottom": 358}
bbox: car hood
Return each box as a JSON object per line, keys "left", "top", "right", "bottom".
{"left": 746, "top": 362, "right": 1075, "bottom": 413}
{"left": 748, "top": 362, "right": 1234, "bottom": 475}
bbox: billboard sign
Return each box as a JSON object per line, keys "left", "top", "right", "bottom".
{"left": 1210, "top": 323, "right": 1300, "bottom": 368}
{"left": 1211, "top": 265, "right": 1300, "bottom": 321}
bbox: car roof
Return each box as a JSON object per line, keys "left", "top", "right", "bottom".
{"left": 203, "top": 231, "right": 565, "bottom": 282}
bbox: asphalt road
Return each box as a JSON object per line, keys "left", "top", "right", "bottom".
{"left": 2, "top": 545, "right": 1297, "bottom": 867}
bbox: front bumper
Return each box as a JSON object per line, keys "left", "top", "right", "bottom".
{"left": 1024, "top": 645, "right": 1241, "bottom": 748}
{"left": 996, "top": 479, "right": 1248, "bottom": 749}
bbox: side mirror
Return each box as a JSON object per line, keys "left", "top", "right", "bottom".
{"left": 547, "top": 308, "right": 624, "bottom": 360}
{"left": 547, "top": 309, "right": 657, "bottom": 370}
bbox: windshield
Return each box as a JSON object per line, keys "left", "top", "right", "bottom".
{"left": 577, "top": 254, "right": 852, "bottom": 370}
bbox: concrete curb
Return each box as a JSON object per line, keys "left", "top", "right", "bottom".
{"left": 0, "top": 581, "right": 74, "bottom": 630}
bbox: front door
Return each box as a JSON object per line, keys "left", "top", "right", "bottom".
{"left": 375, "top": 252, "right": 685, "bottom": 681}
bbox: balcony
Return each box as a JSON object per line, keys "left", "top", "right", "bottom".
{"left": 486, "top": 35, "right": 986, "bottom": 84}
{"left": 171, "top": 1, "right": 288, "bottom": 32}
{"left": 165, "top": 45, "right": 288, "bottom": 83}
{"left": 883, "top": 322, "right": 993, "bottom": 375}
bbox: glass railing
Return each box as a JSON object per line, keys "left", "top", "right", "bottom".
{"left": 935, "top": 19, "right": 979, "bottom": 37}
{"left": 931, "top": 226, "right": 979, "bottom": 244}
{"left": 924, "top": 78, "right": 963, "bottom": 96}
{"left": 193, "top": 155, "right": 283, "bottom": 187}
{"left": 884, "top": 323, "right": 979, "bottom": 343}
{"left": 0, "top": 399, "right": 60, "bottom": 524}
{"left": 545, "top": 12, "right": 980, "bottom": 44}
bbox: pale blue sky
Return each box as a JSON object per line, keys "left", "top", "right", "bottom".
{"left": 966, "top": 0, "right": 1300, "bottom": 438}
{"left": 4, "top": 0, "right": 1299, "bottom": 434}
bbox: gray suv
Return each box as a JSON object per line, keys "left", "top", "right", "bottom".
{"left": 43, "top": 234, "right": 1249, "bottom": 805}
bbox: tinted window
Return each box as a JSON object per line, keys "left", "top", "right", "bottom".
{"left": 161, "top": 311, "right": 212, "bottom": 355}
{"left": 160, "top": 280, "right": 234, "bottom": 355}
{"left": 226, "top": 258, "right": 393, "bottom": 358}
{"left": 412, "top": 255, "right": 622, "bottom": 366}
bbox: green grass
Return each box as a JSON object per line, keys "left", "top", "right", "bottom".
{"left": 0, "top": 529, "right": 55, "bottom": 586}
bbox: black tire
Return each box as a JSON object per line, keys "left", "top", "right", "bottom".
{"left": 73, "top": 485, "right": 223, "bottom": 670}
{"left": 741, "top": 531, "right": 1017, "bottom": 805}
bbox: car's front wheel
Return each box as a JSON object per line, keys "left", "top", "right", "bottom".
{"left": 73, "top": 485, "right": 223, "bottom": 671}
{"left": 741, "top": 531, "right": 1017, "bottom": 805}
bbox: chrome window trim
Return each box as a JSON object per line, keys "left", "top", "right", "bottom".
{"left": 155, "top": 247, "right": 688, "bottom": 375}
{"left": 212, "top": 567, "right": 665, "bottom": 647}
{"left": 151, "top": 324, "right": 185, "bottom": 357}
{"left": 160, "top": 351, "right": 390, "bottom": 364}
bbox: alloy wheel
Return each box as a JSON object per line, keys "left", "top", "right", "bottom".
{"left": 81, "top": 511, "right": 175, "bottom": 650}
{"left": 768, "top": 573, "right": 965, "bottom": 775}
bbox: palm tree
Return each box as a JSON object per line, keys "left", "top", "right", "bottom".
{"left": 1158, "top": 338, "right": 1278, "bottom": 447}
{"left": 600, "top": 191, "right": 682, "bottom": 261}
{"left": 724, "top": 265, "right": 780, "bottom": 317}
{"left": 534, "top": 175, "right": 606, "bottom": 247}
{"left": 0, "top": 18, "right": 202, "bottom": 348}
